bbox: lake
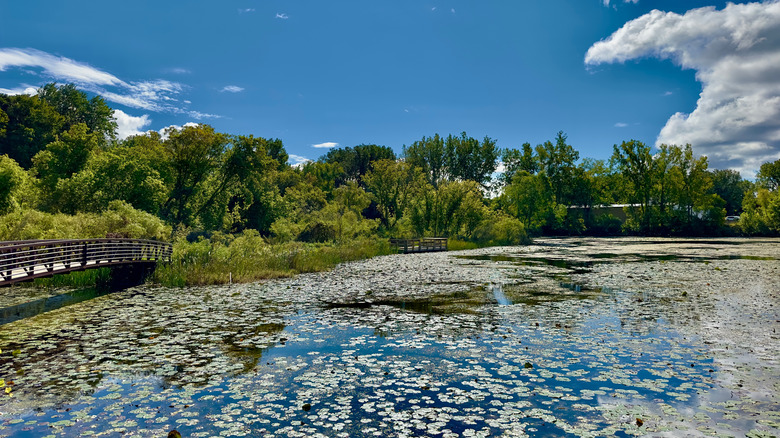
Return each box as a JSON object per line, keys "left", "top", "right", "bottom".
{"left": 0, "top": 237, "right": 778, "bottom": 437}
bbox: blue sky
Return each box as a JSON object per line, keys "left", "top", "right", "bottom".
{"left": 2, "top": 1, "right": 779, "bottom": 176}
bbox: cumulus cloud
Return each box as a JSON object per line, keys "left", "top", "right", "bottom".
{"left": 288, "top": 154, "right": 312, "bottom": 168}
{"left": 0, "top": 47, "right": 216, "bottom": 120}
{"left": 312, "top": 142, "right": 339, "bottom": 149}
{"left": 159, "top": 122, "right": 200, "bottom": 140}
{"left": 221, "top": 85, "right": 244, "bottom": 93}
{"left": 0, "top": 84, "right": 37, "bottom": 95}
{"left": 113, "top": 110, "right": 152, "bottom": 139}
{"left": 585, "top": 1, "right": 780, "bottom": 176}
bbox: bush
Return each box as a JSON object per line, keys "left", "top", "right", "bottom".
{"left": 470, "top": 214, "right": 530, "bottom": 246}
{"left": 0, "top": 201, "right": 170, "bottom": 241}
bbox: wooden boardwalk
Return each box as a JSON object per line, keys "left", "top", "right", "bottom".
{"left": 0, "top": 239, "right": 172, "bottom": 286}
{"left": 389, "top": 238, "right": 448, "bottom": 254}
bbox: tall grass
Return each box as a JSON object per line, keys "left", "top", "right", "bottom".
{"left": 31, "top": 268, "right": 112, "bottom": 289}
{"left": 153, "top": 231, "right": 393, "bottom": 286}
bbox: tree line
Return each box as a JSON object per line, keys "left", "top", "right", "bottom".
{"left": 2, "top": 83, "right": 780, "bottom": 245}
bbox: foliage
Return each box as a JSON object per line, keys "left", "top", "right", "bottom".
{"left": 0, "top": 201, "right": 170, "bottom": 240}
{"left": 153, "top": 231, "right": 392, "bottom": 286}
{"left": 0, "top": 155, "right": 37, "bottom": 214}
{"left": 470, "top": 213, "right": 530, "bottom": 246}
{"left": 321, "top": 144, "right": 396, "bottom": 187}
{"left": 757, "top": 159, "right": 780, "bottom": 191}
{"left": 364, "top": 159, "right": 425, "bottom": 231}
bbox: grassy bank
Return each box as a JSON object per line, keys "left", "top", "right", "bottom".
{"left": 153, "top": 231, "right": 394, "bottom": 287}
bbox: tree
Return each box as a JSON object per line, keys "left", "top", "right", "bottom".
{"left": 37, "top": 83, "right": 116, "bottom": 141}
{"left": 159, "top": 124, "right": 230, "bottom": 226}
{"left": 710, "top": 169, "right": 748, "bottom": 215}
{"left": 535, "top": 131, "right": 579, "bottom": 205}
{"left": 32, "top": 123, "right": 100, "bottom": 209}
{"left": 403, "top": 134, "right": 447, "bottom": 188}
{"left": 364, "top": 159, "right": 425, "bottom": 230}
{"left": 54, "top": 146, "right": 168, "bottom": 214}
{"left": 445, "top": 132, "right": 499, "bottom": 188}
{"left": 0, "top": 155, "right": 36, "bottom": 214}
{"left": 610, "top": 140, "right": 654, "bottom": 231}
{"left": 502, "top": 171, "right": 552, "bottom": 231}
{"left": 321, "top": 144, "right": 396, "bottom": 188}
{"left": 500, "top": 142, "right": 538, "bottom": 186}
{"left": 758, "top": 159, "right": 780, "bottom": 191}
{"left": 0, "top": 93, "right": 64, "bottom": 168}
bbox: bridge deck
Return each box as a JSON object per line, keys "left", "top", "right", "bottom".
{"left": 0, "top": 239, "right": 172, "bottom": 286}
{"left": 389, "top": 238, "right": 448, "bottom": 254}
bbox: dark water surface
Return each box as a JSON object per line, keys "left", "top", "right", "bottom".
{"left": 0, "top": 239, "right": 778, "bottom": 437}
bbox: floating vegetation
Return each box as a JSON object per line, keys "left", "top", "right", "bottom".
{"left": 0, "top": 237, "right": 778, "bottom": 437}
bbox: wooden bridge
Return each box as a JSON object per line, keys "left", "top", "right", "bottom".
{"left": 389, "top": 237, "right": 448, "bottom": 254}
{"left": 0, "top": 239, "right": 172, "bottom": 287}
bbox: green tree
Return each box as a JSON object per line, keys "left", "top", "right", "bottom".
{"left": 37, "top": 83, "right": 116, "bottom": 141}
{"left": 0, "top": 93, "right": 64, "bottom": 168}
{"left": 535, "top": 131, "right": 579, "bottom": 205}
{"left": 445, "top": 132, "right": 499, "bottom": 188}
{"left": 500, "top": 142, "right": 538, "bottom": 186}
{"left": 403, "top": 134, "right": 447, "bottom": 187}
{"left": 32, "top": 123, "right": 100, "bottom": 209}
{"left": 758, "top": 159, "right": 780, "bottom": 191}
{"left": 54, "top": 147, "right": 168, "bottom": 214}
{"left": 364, "top": 159, "right": 424, "bottom": 231}
{"left": 0, "top": 155, "right": 36, "bottom": 214}
{"left": 159, "top": 124, "right": 230, "bottom": 226}
{"left": 710, "top": 169, "right": 748, "bottom": 215}
{"left": 321, "top": 144, "right": 396, "bottom": 188}
{"left": 501, "top": 171, "right": 552, "bottom": 232}
{"left": 610, "top": 140, "right": 654, "bottom": 231}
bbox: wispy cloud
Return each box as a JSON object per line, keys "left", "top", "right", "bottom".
{"left": 221, "top": 85, "right": 244, "bottom": 93}
{"left": 614, "top": 122, "right": 628, "bottom": 128}
{"left": 663, "top": 91, "right": 673, "bottom": 96}
{"left": 167, "top": 67, "right": 191, "bottom": 75}
{"left": 238, "top": 8, "right": 255, "bottom": 14}
{"left": 0, "top": 47, "right": 217, "bottom": 119}
{"left": 602, "top": 0, "right": 639, "bottom": 8}
{"left": 276, "top": 13, "right": 289, "bottom": 20}
{"left": 312, "top": 142, "right": 339, "bottom": 149}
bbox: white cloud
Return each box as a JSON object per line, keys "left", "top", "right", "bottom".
{"left": 167, "top": 67, "right": 191, "bottom": 74}
{"left": 288, "top": 154, "right": 312, "bottom": 168}
{"left": 312, "top": 142, "right": 339, "bottom": 149}
{"left": 603, "top": 0, "right": 639, "bottom": 7}
{"left": 0, "top": 47, "right": 217, "bottom": 119}
{"left": 113, "top": 109, "right": 152, "bottom": 139}
{"left": 0, "top": 84, "right": 37, "bottom": 95}
{"left": 238, "top": 8, "right": 255, "bottom": 14}
{"left": 221, "top": 85, "right": 244, "bottom": 93}
{"left": 614, "top": 122, "right": 629, "bottom": 128}
{"left": 276, "top": 13, "right": 289, "bottom": 19}
{"left": 663, "top": 91, "right": 673, "bottom": 96}
{"left": 159, "top": 122, "right": 200, "bottom": 140}
{"left": 585, "top": 1, "right": 780, "bottom": 176}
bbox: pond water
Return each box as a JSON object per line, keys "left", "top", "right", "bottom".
{"left": 0, "top": 237, "right": 778, "bottom": 437}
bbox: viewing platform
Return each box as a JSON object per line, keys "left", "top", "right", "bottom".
{"left": 389, "top": 238, "right": 448, "bottom": 254}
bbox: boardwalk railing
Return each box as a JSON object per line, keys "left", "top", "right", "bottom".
{"left": 389, "top": 237, "right": 448, "bottom": 254}
{"left": 0, "top": 239, "right": 172, "bottom": 286}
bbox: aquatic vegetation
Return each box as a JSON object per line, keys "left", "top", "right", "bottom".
{"left": 0, "top": 237, "right": 778, "bottom": 437}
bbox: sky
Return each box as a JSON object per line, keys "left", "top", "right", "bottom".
{"left": 1, "top": 0, "right": 779, "bottom": 177}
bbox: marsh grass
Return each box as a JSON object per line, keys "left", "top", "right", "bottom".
{"left": 31, "top": 268, "right": 112, "bottom": 289}
{"left": 153, "top": 231, "right": 393, "bottom": 286}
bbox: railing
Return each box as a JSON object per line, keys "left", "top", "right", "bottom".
{"left": 389, "top": 238, "right": 448, "bottom": 254}
{"left": 0, "top": 239, "right": 172, "bottom": 286}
